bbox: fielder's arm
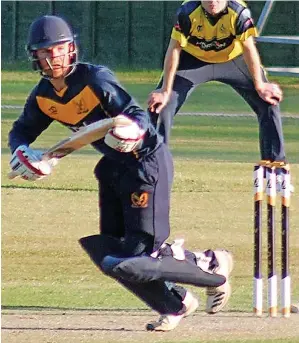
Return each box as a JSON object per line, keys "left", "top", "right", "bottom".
{"left": 147, "top": 39, "right": 182, "bottom": 113}
{"left": 242, "top": 37, "right": 283, "bottom": 105}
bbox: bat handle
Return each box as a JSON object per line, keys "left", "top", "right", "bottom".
{"left": 7, "top": 170, "right": 19, "bottom": 180}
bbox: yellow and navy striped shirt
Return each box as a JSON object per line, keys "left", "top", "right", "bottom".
{"left": 9, "top": 63, "right": 161, "bottom": 161}
{"left": 171, "top": 0, "right": 258, "bottom": 63}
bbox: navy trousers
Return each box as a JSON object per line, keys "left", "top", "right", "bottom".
{"left": 80, "top": 235, "right": 225, "bottom": 315}
{"left": 80, "top": 234, "right": 184, "bottom": 315}
{"left": 94, "top": 143, "right": 173, "bottom": 255}
{"left": 151, "top": 52, "right": 286, "bottom": 162}
{"left": 92, "top": 144, "right": 184, "bottom": 314}
{"left": 86, "top": 144, "right": 224, "bottom": 314}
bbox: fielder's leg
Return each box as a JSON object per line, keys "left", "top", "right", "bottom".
{"left": 149, "top": 51, "right": 215, "bottom": 144}
{"left": 214, "top": 55, "right": 286, "bottom": 162}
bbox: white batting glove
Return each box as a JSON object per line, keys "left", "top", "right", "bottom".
{"left": 9, "top": 145, "right": 56, "bottom": 181}
{"left": 104, "top": 118, "right": 145, "bottom": 153}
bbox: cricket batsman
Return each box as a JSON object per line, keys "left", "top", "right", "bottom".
{"left": 8, "top": 15, "right": 234, "bottom": 331}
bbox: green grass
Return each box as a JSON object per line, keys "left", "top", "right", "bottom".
{"left": 2, "top": 71, "right": 299, "bottom": 114}
{"left": 2, "top": 160, "right": 299, "bottom": 309}
{"left": 2, "top": 114, "right": 299, "bottom": 165}
{"left": 2, "top": 113, "right": 299, "bottom": 311}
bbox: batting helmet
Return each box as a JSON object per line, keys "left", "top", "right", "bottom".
{"left": 26, "top": 15, "right": 78, "bottom": 78}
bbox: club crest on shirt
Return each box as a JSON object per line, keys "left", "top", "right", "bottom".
{"left": 48, "top": 105, "right": 58, "bottom": 115}
{"left": 74, "top": 98, "right": 89, "bottom": 115}
{"left": 131, "top": 192, "right": 149, "bottom": 208}
{"left": 220, "top": 24, "right": 226, "bottom": 33}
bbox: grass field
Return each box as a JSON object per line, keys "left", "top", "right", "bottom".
{"left": 2, "top": 71, "right": 299, "bottom": 114}
{"left": 2, "top": 71, "right": 299, "bottom": 342}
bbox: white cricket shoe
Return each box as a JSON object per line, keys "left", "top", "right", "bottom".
{"left": 183, "top": 290, "right": 199, "bottom": 317}
{"left": 206, "top": 249, "right": 234, "bottom": 314}
{"left": 146, "top": 291, "right": 199, "bottom": 331}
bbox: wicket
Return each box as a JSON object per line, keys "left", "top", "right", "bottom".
{"left": 253, "top": 160, "right": 291, "bottom": 318}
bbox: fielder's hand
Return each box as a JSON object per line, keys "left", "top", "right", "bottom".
{"left": 9, "top": 145, "right": 57, "bottom": 181}
{"left": 147, "top": 89, "right": 171, "bottom": 113}
{"left": 256, "top": 82, "right": 283, "bottom": 105}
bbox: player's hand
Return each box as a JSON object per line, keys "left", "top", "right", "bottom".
{"left": 9, "top": 145, "right": 55, "bottom": 181}
{"left": 105, "top": 120, "right": 145, "bottom": 153}
{"left": 255, "top": 82, "right": 283, "bottom": 105}
{"left": 147, "top": 89, "right": 171, "bottom": 113}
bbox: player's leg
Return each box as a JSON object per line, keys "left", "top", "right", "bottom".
{"left": 112, "top": 246, "right": 227, "bottom": 287}
{"left": 118, "top": 143, "right": 174, "bottom": 254}
{"left": 159, "top": 248, "right": 233, "bottom": 314}
{"left": 120, "top": 144, "right": 233, "bottom": 321}
{"left": 79, "top": 234, "right": 189, "bottom": 327}
{"left": 149, "top": 75, "right": 194, "bottom": 144}
{"left": 163, "top": 248, "right": 208, "bottom": 312}
{"left": 79, "top": 237, "right": 231, "bottom": 330}
{"left": 214, "top": 55, "right": 286, "bottom": 162}
{"left": 79, "top": 234, "right": 185, "bottom": 315}
{"left": 94, "top": 156, "right": 125, "bottom": 238}
{"left": 150, "top": 51, "right": 214, "bottom": 144}
{"left": 82, "top": 156, "right": 191, "bottom": 328}
{"left": 115, "top": 144, "right": 203, "bottom": 330}
{"left": 112, "top": 245, "right": 233, "bottom": 325}
{"left": 97, "top": 151, "right": 194, "bottom": 315}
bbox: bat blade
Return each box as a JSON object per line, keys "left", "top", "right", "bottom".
{"left": 44, "top": 118, "right": 114, "bottom": 159}
{"left": 8, "top": 116, "right": 133, "bottom": 180}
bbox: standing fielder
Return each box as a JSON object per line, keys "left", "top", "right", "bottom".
{"left": 8, "top": 15, "right": 234, "bottom": 332}
{"left": 148, "top": 0, "right": 286, "bottom": 166}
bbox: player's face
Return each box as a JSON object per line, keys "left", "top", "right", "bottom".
{"left": 36, "top": 42, "right": 71, "bottom": 79}
{"left": 202, "top": 1, "right": 228, "bottom": 15}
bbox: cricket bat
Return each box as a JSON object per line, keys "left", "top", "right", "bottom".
{"left": 8, "top": 116, "right": 133, "bottom": 179}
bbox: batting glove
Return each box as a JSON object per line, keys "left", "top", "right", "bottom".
{"left": 104, "top": 117, "right": 145, "bottom": 153}
{"left": 9, "top": 145, "right": 57, "bottom": 181}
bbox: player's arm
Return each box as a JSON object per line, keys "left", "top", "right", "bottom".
{"left": 147, "top": 39, "right": 182, "bottom": 113}
{"left": 91, "top": 71, "right": 147, "bottom": 152}
{"left": 8, "top": 92, "right": 56, "bottom": 181}
{"left": 147, "top": 6, "right": 191, "bottom": 113}
{"left": 236, "top": 8, "right": 283, "bottom": 105}
{"left": 242, "top": 37, "right": 282, "bottom": 105}
{"left": 9, "top": 90, "right": 53, "bottom": 152}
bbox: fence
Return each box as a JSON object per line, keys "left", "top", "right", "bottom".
{"left": 1, "top": 1, "right": 299, "bottom": 69}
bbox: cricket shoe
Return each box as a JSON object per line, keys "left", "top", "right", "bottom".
{"left": 146, "top": 291, "right": 199, "bottom": 331}
{"left": 206, "top": 249, "right": 234, "bottom": 314}
{"left": 183, "top": 290, "right": 199, "bottom": 317}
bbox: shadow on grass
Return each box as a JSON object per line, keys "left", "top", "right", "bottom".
{"left": 2, "top": 305, "right": 251, "bottom": 315}
{"left": 1, "top": 184, "right": 97, "bottom": 192}
{"left": 2, "top": 326, "right": 143, "bottom": 332}
{"left": 2, "top": 305, "right": 151, "bottom": 313}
